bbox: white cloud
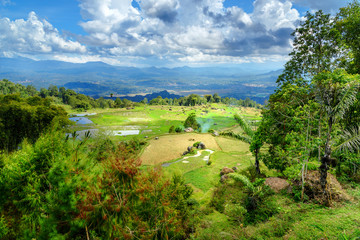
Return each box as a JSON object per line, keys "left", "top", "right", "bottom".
{"left": 0, "top": 0, "right": 304, "bottom": 65}
{"left": 252, "top": 0, "right": 299, "bottom": 31}
{"left": 75, "top": 0, "right": 301, "bottom": 65}
{"left": 0, "top": 12, "right": 86, "bottom": 55}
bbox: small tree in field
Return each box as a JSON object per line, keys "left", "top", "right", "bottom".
{"left": 184, "top": 113, "right": 200, "bottom": 130}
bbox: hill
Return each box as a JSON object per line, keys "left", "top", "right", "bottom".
{"left": 0, "top": 57, "right": 280, "bottom": 104}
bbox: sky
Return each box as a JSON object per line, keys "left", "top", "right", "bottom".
{"left": 0, "top": 0, "right": 350, "bottom": 68}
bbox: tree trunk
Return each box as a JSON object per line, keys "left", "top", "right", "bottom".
{"left": 320, "top": 117, "right": 332, "bottom": 204}
{"left": 255, "top": 149, "right": 261, "bottom": 174}
{"left": 318, "top": 114, "right": 321, "bottom": 162}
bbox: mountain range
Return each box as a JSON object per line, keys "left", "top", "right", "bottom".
{"left": 0, "top": 57, "right": 282, "bottom": 104}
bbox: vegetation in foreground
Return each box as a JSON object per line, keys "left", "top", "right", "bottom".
{"left": 1, "top": 2, "right": 360, "bottom": 239}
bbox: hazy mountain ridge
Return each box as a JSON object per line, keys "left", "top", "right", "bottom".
{"left": 0, "top": 57, "right": 281, "bottom": 103}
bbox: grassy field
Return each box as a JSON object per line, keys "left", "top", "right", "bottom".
{"left": 64, "top": 104, "right": 360, "bottom": 239}
{"left": 66, "top": 105, "right": 261, "bottom": 141}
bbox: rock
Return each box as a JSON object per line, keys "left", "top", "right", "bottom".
{"left": 197, "top": 142, "right": 206, "bottom": 149}
{"left": 265, "top": 177, "right": 290, "bottom": 193}
{"left": 220, "top": 175, "right": 229, "bottom": 183}
{"left": 213, "top": 123, "right": 218, "bottom": 125}
{"left": 144, "top": 136, "right": 148, "bottom": 138}
{"left": 155, "top": 137, "right": 159, "bottom": 140}
{"left": 187, "top": 146, "right": 193, "bottom": 152}
{"left": 220, "top": 167, "right": 234, "bottom": 176}
{"left": 184, "top": 127, "right": 194, "bottom": 132}
{"left": 182, "top": 151, "right": 188, "bottom": 156}
{"left": 213, "top": 131, "right": 219, "bottom": 136}
{"left": 232, "top": 167, "right": 238, "bottom": 172}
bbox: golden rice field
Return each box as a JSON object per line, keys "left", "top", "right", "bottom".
{"left": 140, "top": 133, "right": 221, "bottom": 165}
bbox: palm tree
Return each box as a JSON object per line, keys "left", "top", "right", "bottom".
{"left": 313, "top": 70, "right": 360, "bottom": 197}
{"left": 221, "top": 114, "right": 263, "bottom": 174}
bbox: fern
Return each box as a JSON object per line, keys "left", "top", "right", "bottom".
{"left": 335, "top": 126, "right": 360, "bottom": 153}
{"left": 234, "top": 114, "right": 254, "bottom": 137}
{"left": 228, "top": 173, "right": 255, "bottom": 192}
{"left": 220, "top": 131, "right": 251, "bottom": 144}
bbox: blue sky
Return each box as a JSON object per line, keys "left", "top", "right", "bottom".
{"left": 0, "top": 0, "right": 350, "bottom": 68}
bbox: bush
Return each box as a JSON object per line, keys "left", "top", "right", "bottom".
{"left": 169, "top": 125, "right": 175, "bottom": 133}
{"left": 175, "top": 126, "right": 183, "bottom": 133}
{"left": 193, "top": 141, "right": 201, "bottom": 148}
{"left": 209, "top": 184, "right": 227, "bottom": 213}
{"left": 224, "top": 204, "right": 247, "bottom": 223}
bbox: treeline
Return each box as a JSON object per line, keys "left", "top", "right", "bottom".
{"left": 0, "top": 94, "right": 70, "bottom": 152}
{"left": 0, "top": 79, "right": 261, "bottom": 110}
{"left": 148, "top": 93, "right": 260, "bottom": 108}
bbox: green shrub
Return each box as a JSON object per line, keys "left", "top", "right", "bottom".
{"left": 209, "top": 184, "right": 227, "bottom": 213}
{"left": 169, "top": 125, "right": 175, "bottom": 133}
{"left": 224, "top": 203, "right": 247, "bottom": 223}
{"left": 193, "top": 141, "right": 201, "bottom": 148}
{"left": 175, "top": 126, "right": 183, "bottom": 133}
{"left": 0, "top": 216, "right": 8, "bottom": 239}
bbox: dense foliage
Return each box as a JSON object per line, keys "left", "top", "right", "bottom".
{"left": 0, "top": 131, "right": 196, "bottom": 239}
{"left": 0, "top": 94, "right": 70, "bottom": 151}
{"left": 255, "top": 3, "right": 360, "bottom": 204}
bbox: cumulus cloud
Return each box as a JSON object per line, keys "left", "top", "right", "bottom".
{"left": 140, "top": 0, "right": 179, "bottom": 23}
{"left": 0, "top": 12, "right": 86, "bottom": 56}
{"left": 76, "top": 0, "right": 301, "bottom": 65}
{"left": 0, "top": 0, "right": 305, "bottom": 65}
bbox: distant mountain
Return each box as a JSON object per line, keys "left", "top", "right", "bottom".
{"left": 0, "top": 57, "right": 283, "bottom": 104}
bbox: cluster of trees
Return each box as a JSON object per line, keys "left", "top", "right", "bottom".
{"left": 0, "top": 130, "right": 197, "bottom": 239}
{"left": 1, "top": 79, "right": 261, "bottom": 111}
{"left": 251, "top": 3, "right": 360, "bottom": 204}
{"left": 149, "top": 93, "right": 260, "bottom": 108}
{"left": 0, "top": 94, "right": 70, "bottom": 152}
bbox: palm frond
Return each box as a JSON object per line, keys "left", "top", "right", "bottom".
{"left": 335, "top": 126, "right": 360, "bottom": 153}
{"left": 228, "top": 173, "right": 255, "bottom": 192}
{"left": 220, "top": 131, "right": 252, "bottom": 144}
{"left": 333, "top": 81, "right": 359, "bottom": 120}
{"left": 234, "top": 114, "right": 254, "bottom": 137}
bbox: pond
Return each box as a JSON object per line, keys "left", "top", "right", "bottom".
{"left": 69, "top": 117, "right": 94, "bottom": 125}
{"left": 66, "top": 128, "right": 140, "bottom": 139}
{"left": 112, "top": 130, "right": 140, "bottom": 136}
{"left": 72, "top": 113, "right": 97, "bottom": 117}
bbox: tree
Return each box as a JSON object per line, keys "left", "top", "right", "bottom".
{"left": 337, "top": 1, "right": 360, "bottom": 74}
{"left": 48, "top": 85, "right": 58, "bottom": 97}
{"left": 0, "top": 95, "right": 70, "bottom": 151}
{"left": 140, "top": 97, "right": 148, "bottom": 104}
{"left": 278, "top": 10, "right": 341, "bottom": 84}
{"left": 213, "top": 93, "right": 221, "bottom": 103}
{"left": 39, "top": 88, "right": 49, "bottom": 98}
{"left": 25, "top": 85, "right": 38, "bottom": 96}
{"left": 184, "top": 112, "right": 200, "bottom": 130}
{"left": 312, "top": 70, "right": 360, "bottom": 197}
{"left": 114, "top": 98, "right": 123, "bottom": 108}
